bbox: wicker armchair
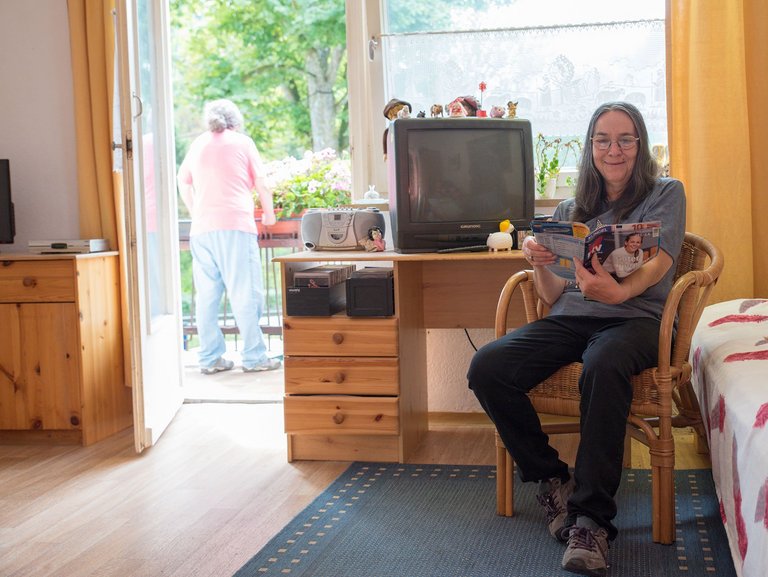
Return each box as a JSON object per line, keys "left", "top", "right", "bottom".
{"left": 493, "top": 232, "right": 724, "bottom": 544}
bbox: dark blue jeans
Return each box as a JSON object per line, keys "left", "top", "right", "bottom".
{"left": 467, "top": 315, "right": 660, "bottom": 539}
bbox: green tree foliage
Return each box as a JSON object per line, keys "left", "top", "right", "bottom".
{"left": 171, "top": 0, "right": 348, "bottom": 162}
{"left": 384, "top": 0, "right": 504, "bottom": 33}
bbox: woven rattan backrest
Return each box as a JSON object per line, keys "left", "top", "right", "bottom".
{"left": 667, "top": 233, "right": 724, "bottom": 368}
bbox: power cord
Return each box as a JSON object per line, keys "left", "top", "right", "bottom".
{"left": 464, "top": 328, "right": 479, "bottom": 351}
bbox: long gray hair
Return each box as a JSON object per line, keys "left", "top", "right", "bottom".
{"left": 572, "top": 101, "right": 660, "bottom": 223}
{"left": 204, "top": 99, "right": 244, "bottom": 133}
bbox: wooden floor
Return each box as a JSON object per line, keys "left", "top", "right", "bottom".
{"left": 0, "top": 404, "right": 710, "bottom": 577}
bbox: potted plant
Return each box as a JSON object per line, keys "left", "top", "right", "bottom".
{"left": 534, "top": 134, "right": 582, "bottom": 198}
{"left": 259, "top": 148, "right": 352, "bottom": 221}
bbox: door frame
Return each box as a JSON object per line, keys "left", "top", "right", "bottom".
{"left": 114, "top": 0, "right": 184, "bottom": 452}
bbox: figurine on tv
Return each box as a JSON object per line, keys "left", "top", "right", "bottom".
{"left": 490, "top": 105, "right": 505, "bottom": 118}
{"left": 448, "top": 95, "right": 479, "bottom": 117}
{"left": 382, "top": 98, "right": 412, "bottom": 159}
{"left": 430, "top": 104, "right": 444, "bottom": 117}
{"left": 447, "top": 100, "right": 467, "bottom": 117}
{"left": 507, "top": 101, "right": 518, "bottom": 119}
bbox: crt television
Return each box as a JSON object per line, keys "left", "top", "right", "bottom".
{"left": 0, "top": 159, "right": 15, "bottom": 245}
{"left": 386, "top": 117, "right": 535, "bottom": 253}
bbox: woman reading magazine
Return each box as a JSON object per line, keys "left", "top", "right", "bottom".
{"left": 468, "top": 101, "right": 686, "bottom": 577}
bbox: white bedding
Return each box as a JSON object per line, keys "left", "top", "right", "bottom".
{"left": 690, "top": 298, "right": 768, "bottom": 577}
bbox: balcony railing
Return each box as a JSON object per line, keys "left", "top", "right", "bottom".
{"left": 178, "top": 218, "right": 303, "bottom": 351}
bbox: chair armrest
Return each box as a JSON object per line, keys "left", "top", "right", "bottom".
{"left": 494, "top": 270, "right": 536, "bottom": 339}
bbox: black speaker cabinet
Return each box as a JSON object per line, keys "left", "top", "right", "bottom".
{"left": 286, "top": 283, "right": 346, "bottom": 316}
{"left": 346, "top": 267, "right": 395, "bottom": 317}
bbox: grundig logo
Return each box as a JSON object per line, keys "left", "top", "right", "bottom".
{"left": 459, "top": 224, "right": 482, "bottom": 229}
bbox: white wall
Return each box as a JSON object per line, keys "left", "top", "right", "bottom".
{"left": 0, "top": 0, "right": 79, "bottom": 253}
{"left": 427, "top": 329, "right": 492, "bottom": 412}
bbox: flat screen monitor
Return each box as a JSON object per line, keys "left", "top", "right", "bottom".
{"left": 0, "top": 159, "right": 15, "bottom": 244}
{"left": 387, "top": 117, "right": 535, "bottom": 253}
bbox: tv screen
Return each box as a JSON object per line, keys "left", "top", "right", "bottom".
{"left": 0, "top": 159, "right": 15, "bottom": 244}
{"left": 387, "top": 118, "right": 534, "bottom": 253}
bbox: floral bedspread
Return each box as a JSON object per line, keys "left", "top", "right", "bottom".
{"left": 690, "top": 298, "right": 768, "bottom": 577}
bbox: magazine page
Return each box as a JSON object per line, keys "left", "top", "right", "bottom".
{"left": 592, "top": 221, "right": 661, "bottom": 278}
{"left": 530, "top": 221, "right": 590, "bottom": 279}
{"left": 531, "top": 220, "right": 661, "bottom": 280}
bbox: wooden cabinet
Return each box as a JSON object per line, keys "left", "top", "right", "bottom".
{"left": 0, "top": 254, "right": 132, "bottom": 445}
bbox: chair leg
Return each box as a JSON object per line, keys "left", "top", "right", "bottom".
{"left": 693, "top": 427, "right": 710, "bottom": 455}
{"left": 623, "top": 429, "right": 632, "bottom": 468}
{"left": 651, "top": 458, "right": 676, "bottom": 544}
{"left": 495, "top": 433, "right": 514, "bottom": 517}
{"left": 649, "top": 432, "right": 675, "bottom": 545}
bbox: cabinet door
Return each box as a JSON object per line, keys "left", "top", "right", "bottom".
{"left": 0, "top": 304, "right": 82, "bottom": 431}
{"left": 0, "top": 304, "right": 23, "bottom": 427}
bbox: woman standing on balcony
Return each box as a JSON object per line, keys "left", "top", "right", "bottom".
{"left": 178, "top": 98, "right": 281, "bottom": 374}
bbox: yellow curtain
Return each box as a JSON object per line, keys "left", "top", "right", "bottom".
{"left": 66, "top": 0, "right": 118, "bottom": 249}
{"left": 667, "top": 0, "right": 768, "bottom": 301}
{"left": 68, "top": 0, "right": 132, "bottom": 386}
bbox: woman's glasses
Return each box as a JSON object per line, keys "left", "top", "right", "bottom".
{"left": 591, "top": 136, "right": 640, "bottom": 151}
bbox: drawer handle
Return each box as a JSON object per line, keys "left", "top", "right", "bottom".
{"left": 332, "top": 411, "right": 345, "bottom": 425}
{"left": 332, "top": 332, "right": 344, "bottom": 345}
{"left": 334, "top": 372, "right": 345, "bottom": 384}
{"left": 23, "top": 276, "right": 38, "bottom": 288}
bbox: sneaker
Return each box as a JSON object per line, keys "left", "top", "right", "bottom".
{"left": 200, "top": 357, "right": 234, "bottom": 375}
{"left": 242, "top": 358, "right": 282, "bottom": 373}
{"left": 562, "top": 518, "right": 609, "bottom": 577}
{"left": 536, "top": 476, "right": 575, "bottom": 542}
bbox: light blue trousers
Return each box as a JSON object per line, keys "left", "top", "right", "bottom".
{"left": 190, "top": 230, "right": 268, "bottom": 368}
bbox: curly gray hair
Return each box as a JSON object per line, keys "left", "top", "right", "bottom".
{"left": 204, "top": 99, "right": 244, "bottom": 133}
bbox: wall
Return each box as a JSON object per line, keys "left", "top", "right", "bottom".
{"left": 0, "top": 0, "right": 79, "bottom": 253}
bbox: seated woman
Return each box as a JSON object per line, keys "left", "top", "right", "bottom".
{"left": 467, "top": 101, "right": 686, "bottom": 577}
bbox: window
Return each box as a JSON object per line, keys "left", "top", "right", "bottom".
{"left": 347, "top": 0, "right": 667, "bottom": 199}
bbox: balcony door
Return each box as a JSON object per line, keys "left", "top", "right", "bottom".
{"left": 115, "top": 0, "right": 184, "bottom": 452}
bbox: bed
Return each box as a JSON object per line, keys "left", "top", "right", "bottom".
{"left": 690, "top": 298, "right": 768, "bottom": 577}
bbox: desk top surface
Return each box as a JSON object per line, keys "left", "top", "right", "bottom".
{"left": 273, "top": 249, "right": 525, "bottom": 263}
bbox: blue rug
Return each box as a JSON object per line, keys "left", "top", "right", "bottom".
{"left": 234, "top": 463, "right": 736, "bottom": 577}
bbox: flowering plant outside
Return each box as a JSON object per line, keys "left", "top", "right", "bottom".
{"left": 260, "top": 148, "right": 352, "bottom": 219}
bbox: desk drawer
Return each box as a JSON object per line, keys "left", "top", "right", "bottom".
{"left": 284, "top": 395, "right": 398, "bottom": 435}
{"left": 283, "top": 316, "right": 398, "bottom": 357}
{"left": 0, "top": 260, "right": 76, "bottom": 303}
{"left": 285, "top": 357, "right": 398, "bottom": 395}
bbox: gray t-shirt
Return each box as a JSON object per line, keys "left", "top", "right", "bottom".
{"left": 548, "top": 177, "right": 686, "bottom": 321}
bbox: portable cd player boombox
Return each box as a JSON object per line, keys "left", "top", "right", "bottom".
{"left": 301, "top": 207, "right": 386, "bottom": 250}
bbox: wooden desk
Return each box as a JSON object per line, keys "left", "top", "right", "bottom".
{"left": 274, "top": 250, "right": 527, "bottom": 463}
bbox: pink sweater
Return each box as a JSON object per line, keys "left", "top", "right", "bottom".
{"left": 177, "top": 129, "right": 264, "bottom": 236}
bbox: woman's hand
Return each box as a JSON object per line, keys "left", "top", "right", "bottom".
{"left": 573, "top": 255, "right": 628, "bottom": 304}
{"left": 260, "top": 209, "right": 277, "bottom": 227}
{"left": 522, "top": 235, "right": 556, "bottom": 267}
{"left": 574, "top": 248, "right": 674, "bottom": 305}
{"left": 523, "top": 236, "right": 567, "bottom": 305}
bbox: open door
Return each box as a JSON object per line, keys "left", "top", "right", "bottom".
{"left": 115, "top": 0, "right": 184, "bottom": 452}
